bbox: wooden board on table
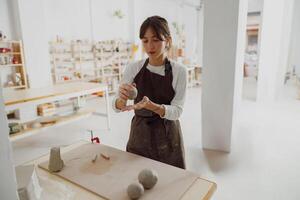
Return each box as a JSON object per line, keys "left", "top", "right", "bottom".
{"left": 39, "top": 143, "right": 200, "bottom": 200}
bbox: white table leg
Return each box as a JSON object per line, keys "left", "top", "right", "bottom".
{"left": 104, "top": 87, "right": 111, "bottom": 130}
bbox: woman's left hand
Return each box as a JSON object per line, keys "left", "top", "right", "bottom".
{"left": 121, "top": 96, "right": 150, "bottom": 111}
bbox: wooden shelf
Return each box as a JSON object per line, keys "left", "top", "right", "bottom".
{"left": 79, "top": 60, "right": 94, "bottom": 62}
{"left": 72, "top": 43, "right": 92, "bottom": 46}
{"left": 0, "top": 40, "right": 21, "bottom": 44}
{"left": 55, "top": 79, "right": 82, "bottom": 83}
{"left": 9, "top": 108, "right": 95, "bottom": 141}
{"left": 102, "top": 74, "right": 119, "bottom": 77}
{"left": 0, "top": 52, "right": 21, "bottom": 55}
{"left": 108, "top": 90, "right": 117, "bottom": 94}
{"left": 52, "top": 69, "right": 95, "bottom": 75}
{"left": 51, "top": 60, "right": 75, "bottom": 63}
{"left": 49, "top": 42, "right": 71, "bottom": 46}
{"left": 73, "top": 51, "right": 93, "bottom": 54}
{"left": 0, "top": 64, "right": 23, "bottom": 68}
{"left": 5, "top": 85, "right": 26, "bottom": 89}
{"left": 53, "top": 70, "right": 81, "bottom": 75}
{"left": 101, "top": 66, "right": 120, "bottom": 69}
{"left": 0, "top": 40, "right": 28, "bottom": 89}
{"left": 50, "top": 52, "right": 72, "bottom": 54}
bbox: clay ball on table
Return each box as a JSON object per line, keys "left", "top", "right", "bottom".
{"left": 127, "top": 182, "right": 144, "bottom": 200}
{"left": 128, "top": 87, "right": 138, "bottom": 100}
{"left": 138, "top": 169, "right": 158, "bottom": 189}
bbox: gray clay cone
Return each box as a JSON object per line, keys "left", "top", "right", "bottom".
{"left": 48, "top": 147, "right": 64, "bottom": 172}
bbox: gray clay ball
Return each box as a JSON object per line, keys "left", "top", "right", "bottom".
{"left": 128, "top": 87, "right": 138, "bottom": 100}
{"left": 138, "top": 169, "right": 158, "bottom": 189}
{"left": 127, "top": 182, "right": 144, "bottom": 200}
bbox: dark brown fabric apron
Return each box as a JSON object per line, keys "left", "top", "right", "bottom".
{"left": 126, "top": 58, "right": 186, "bottom": 169}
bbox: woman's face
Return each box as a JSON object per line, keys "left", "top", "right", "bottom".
{"left": 141, "top": 28, "right": 168, "bottom": 60}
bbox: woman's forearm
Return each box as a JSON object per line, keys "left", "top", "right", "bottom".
{"left": 147, "top": 101, "right": 165, "bottom": 117}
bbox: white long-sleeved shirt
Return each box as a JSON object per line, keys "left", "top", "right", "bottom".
{"left": 112, "top": 59, "right": 187, "bottom": 120}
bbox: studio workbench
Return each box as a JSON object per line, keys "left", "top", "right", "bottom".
{"left": 27, "top": 141, "right": 216, "bottom": 200}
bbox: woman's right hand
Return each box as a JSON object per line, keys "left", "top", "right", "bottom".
{"left": 118, "top": 83, "right": 136, "bottom": 101}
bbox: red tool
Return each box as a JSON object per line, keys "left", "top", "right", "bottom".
{"left": 89, "top": 130, "right": 100, "bottom": 144}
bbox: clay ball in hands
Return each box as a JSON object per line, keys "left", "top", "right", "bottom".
{"left": 128, "top": 86, "right": 138, "bottom": 100}
{"left": 119, "top": 83, "right": 138, "bottom": 100}
{"left": 127, "top": 182, "right": 144, "bottom": 200}
{"left": 138, "top": 169, "right": 158, "bottom": 189}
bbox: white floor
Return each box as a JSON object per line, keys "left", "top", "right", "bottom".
{"left": 12, "top": 80, "right": 300, "bottom": 200}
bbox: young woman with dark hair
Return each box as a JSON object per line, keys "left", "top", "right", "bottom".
{"left": 113, "top": 16, "right": 187, "bottom": 169}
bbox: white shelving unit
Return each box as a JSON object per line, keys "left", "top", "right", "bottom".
{"left": 94, "top": 40, "right": 131, "bottom": 93}
{"left": 49, "top": 39, "right": 132, "bottom": 94}
{"left": 0, "top": 40, "right": 28, "bottom": 89}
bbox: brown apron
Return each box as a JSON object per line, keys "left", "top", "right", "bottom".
{"left": 126, "top": 58, "right": 186, "bottom": 169}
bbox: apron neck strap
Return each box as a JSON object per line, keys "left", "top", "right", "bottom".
{"left": 143, "top": 58, "right": 172, "bottom": 73}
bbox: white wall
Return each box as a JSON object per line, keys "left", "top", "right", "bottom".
{"left": 256, "top": 0, "right": 295, "bottom": 102}
{"left": 0, "top": 0, "right": 22, "bottom": 39}
{"left": 44, "top": 0, "right": 92, "bottom": 41}
{"left": 0, "top": 84, "right": 19, "bottom": 200}
{"left": 128, "top": 0, "right": 135, "bottom": 43}
{"left": 44, "top": 0, "right": 130, "bottom": 41}
{"left": 182, "top": 5, "right": 199, "bottom": 60}
{"left": 0, "top": 0, "right": 14, "bottom": 38}
{"left": 196, "top": 6, "right": 204, "bottom": 66}
{"left": 248, "top": 0, "right": 263, "bottom": 13}
{"left": 288, "top": 1, "right": 300, "bottom": 76}
{"left": 16, "top": 0, "right": 52, "bottom": 88}
{"left": 132, "top": 0, "right": 201, "bottom": 62}
{"left": 276, "top": 0, "right": 295, "bottom": 90}
{"left": 43, "top": 0, "right": 197, "bottom": 59}
{"left": 91, "top": 0, "right": 130, "bottom": 41}
{"left": 1, "top": 0, "right": 202, "bottom": 88}
{"left": 133, "top": 0, "right": 181, "bottom": 44}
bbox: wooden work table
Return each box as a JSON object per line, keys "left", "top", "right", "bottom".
{"left": 4, "top": 82, "right": 107, "bottom": 106}
{"left": 26, "top": 141, "right": 216, "bottom": 200}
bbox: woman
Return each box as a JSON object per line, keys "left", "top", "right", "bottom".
{"left": 113, "top": 16, "right": 187, "bottom": 169}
